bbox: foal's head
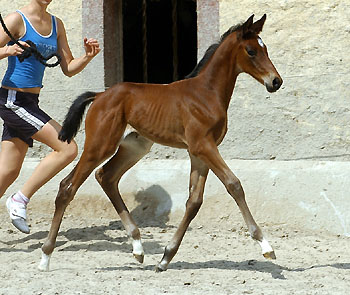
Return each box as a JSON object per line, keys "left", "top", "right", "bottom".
{"left": 235, "top": 14, "right": 282, "bottom": 93}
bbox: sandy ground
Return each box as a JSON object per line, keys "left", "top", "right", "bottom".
{"left": 0, "top": 193, "right": 349, "bottom": 295}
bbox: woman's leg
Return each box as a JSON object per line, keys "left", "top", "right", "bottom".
{"left": 0, "top": 138, "right": 30, "bottom": 233}
{"left": 21, "top": 119, "right": 78, "bottom": 198}
{"left": 0, "top": 138, "right": 28, "bottom": 198}
{"left": 6, "top": 119, "right": 78, "bottom": 233}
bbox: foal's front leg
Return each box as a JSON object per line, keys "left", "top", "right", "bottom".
{"left": 156, "top": 154, "right": 209, "bottom": 271}
{"left": 192, "top": 140, "right": 275, "bottom": 260}
{"left": 38, "top": 131, "right": 123, "bottom": 271}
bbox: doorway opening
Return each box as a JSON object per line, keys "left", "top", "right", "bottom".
{"left": 122, "top": 0, "right": 197, "bottom": 84}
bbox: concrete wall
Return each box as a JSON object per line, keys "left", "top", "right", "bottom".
{"left": 8, "top": 158, "right": 350, "bottom": 237}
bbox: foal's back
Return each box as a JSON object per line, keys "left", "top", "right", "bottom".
{"left": 93, "top": 78, "right": 226, "bottom": 149}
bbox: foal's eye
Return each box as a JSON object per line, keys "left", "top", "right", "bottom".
{"left": 246, "top": 48, "right": 256, "bottom": 57}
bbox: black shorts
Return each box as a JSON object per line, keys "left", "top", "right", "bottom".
{"left": 0, "top": 87, "right": 52, "bottom": 147}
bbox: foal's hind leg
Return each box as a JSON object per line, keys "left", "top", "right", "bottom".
{"left": 38, "top": 156, "right": 105, "bottom": 271}
{"left": 38, "top": 167, "right": 77, "bottom": 271}
{"left": 95, "top": 130, "right": 153, "bottom": 263}
{"left": 39, "top": 124, "right": 127, "bottom": 271}
{"left": 156, "top": 154, "right": 209, "bottom": 272}
{"left": 190, "top": 140, "right": 275, "bottom": 260}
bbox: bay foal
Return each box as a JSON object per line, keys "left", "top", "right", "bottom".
{"left": 39, "top": 14, "right": 282, "bottom": 271}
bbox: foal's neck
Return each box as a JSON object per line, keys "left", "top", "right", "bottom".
{"left": 200, "top": 36, "right": 240, "bottom": 110}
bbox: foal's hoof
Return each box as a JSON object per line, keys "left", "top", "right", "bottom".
{"left": 133, "top": 253, "right": 144, "bottom": 264}
{"left": 155, "top": 264, "right": 167, "bottom": 272}
{"left": 263, "top": 251, "right": 276, "bottom": 260}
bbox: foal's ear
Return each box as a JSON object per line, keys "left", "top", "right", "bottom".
{"left": 241, "top": 14, "right": 254, "bottom": 37}
{"left": 250, "top": 14, "right": 266, "bottom": 34}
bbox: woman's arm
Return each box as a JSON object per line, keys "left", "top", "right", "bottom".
{"left": 0, "top": 12, "right": 29, "bottom": 60}
{"left": 56, "top": 17, "right": 101, "bottom": 77}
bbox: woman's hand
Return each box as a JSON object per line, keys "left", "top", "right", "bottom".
{"left": 83, "top": 37, "right": 101, "bottom": 58}
{"left": 5, "top": 41, "right": 30, "bottom": 57}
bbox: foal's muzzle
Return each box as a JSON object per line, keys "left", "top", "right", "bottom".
{"left": 265, "top": 77, "right": 282, "bottom": 93}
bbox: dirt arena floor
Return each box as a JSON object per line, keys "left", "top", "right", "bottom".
{"left": 0, "top": 193, "right": 349, "bottom": 295}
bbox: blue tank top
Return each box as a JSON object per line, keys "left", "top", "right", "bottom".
{"left": 2, "top": 10, "right": 58, "bottom": 88}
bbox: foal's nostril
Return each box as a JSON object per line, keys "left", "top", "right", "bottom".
{"left": 273, "top": 77, "right": 281, "bottom": 89}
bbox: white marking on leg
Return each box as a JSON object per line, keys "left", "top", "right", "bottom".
{"left": 38, "top": 251, "right": 51, "bottom": 272}
{"left": 257, "top": 237, "right": 273, "bottom": 255}
{"left": 132, "top": 239, "right": 144, "bottom": 256}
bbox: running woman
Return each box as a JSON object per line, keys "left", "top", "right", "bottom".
{"left": 0, "top": 0, "right": 101, "bottom": 233}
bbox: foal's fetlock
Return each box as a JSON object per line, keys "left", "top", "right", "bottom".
{"left": 249, "top": 226, "right": 263, "bottom": 241}
{"left": 41, "top": 240, "right": 55, "bottom": 256}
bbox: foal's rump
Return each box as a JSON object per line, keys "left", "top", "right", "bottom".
{"left": 58, "top": 83, "right": 134, "bottom": 143}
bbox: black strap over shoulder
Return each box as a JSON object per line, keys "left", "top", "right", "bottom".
{"left": 0, "top": 13, "right": 61, "bottom": 67}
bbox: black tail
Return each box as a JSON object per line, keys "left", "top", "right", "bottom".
{"left": 58, "top": 91, "right": 97, "bottom": 143}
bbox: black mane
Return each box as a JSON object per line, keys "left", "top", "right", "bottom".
{"left": 185, "top": 23, "right": 244, "bottom": 79}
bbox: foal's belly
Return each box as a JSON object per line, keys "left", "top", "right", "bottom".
{"left": 132, "top": 127, "right": 188, "bottom": 149}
